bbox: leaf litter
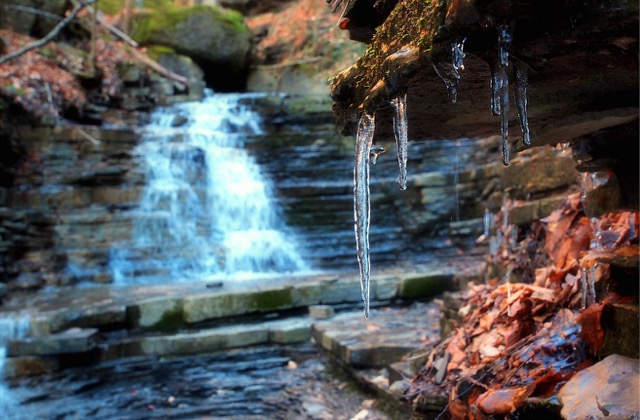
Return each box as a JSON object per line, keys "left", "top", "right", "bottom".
{"left": 405, "top": 192, "right": 639, "bottom": 418}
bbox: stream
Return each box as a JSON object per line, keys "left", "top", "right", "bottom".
{"left": 0, "top": 90, "right": 493, "bottom": 418}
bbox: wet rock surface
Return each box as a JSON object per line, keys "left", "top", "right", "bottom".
{"left": 5, "top": 343, "right": 390, "bottom": 419}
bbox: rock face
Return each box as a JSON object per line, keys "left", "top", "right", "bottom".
{"left": 0, "top": 0, "right": 68, "bottom": 36}
{"left": 329, "top": 0, "right": 638, "bottom": 165}
{"left": 131, "top": 5, "right": 252, "bottom": 91}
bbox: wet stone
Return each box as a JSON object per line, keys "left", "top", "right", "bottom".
{"left": 267, "top": 318, "right": 312, "bottom": 344}
{"left": 309, "top": 305, "right": 335, "bottom": 320}
{"left": 139, "top": 324, "right": 269, "bottom": 356}
{"left": 398, "top": 272, "right": 454, "bottom": 299}
{"left": 3, "top": 356, "right": 59, "bottom": 379}
{"left": 558, "top": 354, "right": 639, "bottom": 420}
{"left": 312, "top": 302, "right": 441, "bottom": 369}
{"left": 8, "top": 327, "right": 99, "bottom": 357}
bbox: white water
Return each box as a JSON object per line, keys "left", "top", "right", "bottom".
{"left": 0, "top": 314, "right": 30, "bottom": 411}
{"left": 110, "top": 92, "right": 309, "bottom": 284}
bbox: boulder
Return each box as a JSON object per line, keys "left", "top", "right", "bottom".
{"left": 131, "top": 5, "right": 252, "bottom": 90}
{"left": 558, "top": 354, "right": 639, "bottom": 419}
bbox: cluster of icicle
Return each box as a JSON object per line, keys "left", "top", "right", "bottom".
{"left": 353, "top": 26, "right": 532, "bottom": 317}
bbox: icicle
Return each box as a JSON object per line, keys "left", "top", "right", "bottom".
{"left": 588, "top": 264, "right": 597, "bottom": 306}
{"left": 452, "top": 37, "right": 466, "bottom": 71}
{"left": 390, "top": 93, "right": 408, "bottom": 190}
{"left": 490, "top": 66, "right": 501, "bottom": 116}
{"left": 581, "top": 264, "right": 598, "bottom": 308}
{"left": 354, "top": 112, "right": 376, "bottom": 318}
{"left": 432, "top": 62, "right": 460, "bottom": 104}
{"left": 499, "top": 66, "right": 510, "bottom": 166}
{"left": 433, "top": 38, "right": 465, "bottom": 104}
{"left": 514, "top": 62, "right": 531, "bottom": 146}
{"left": 370, "top": 145, "right": 386, "bottom": 166}
{"left": 483, "top": 209, "right": 494, "bottom": 237}
{"left": 497, "top": 25, "right": 512, "bottom": 67}
{"left": 580, "top": 266, "right": 588, "bottom": 309}
{"left": 590, "top": 217, "right": 603, "bottom": 250}
{"left": 494, "top": 24, "right": 512, "bottom": 166}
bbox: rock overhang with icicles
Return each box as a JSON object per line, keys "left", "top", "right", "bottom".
{"left": 329, "top": 0, "right": 639, "bottom": 159}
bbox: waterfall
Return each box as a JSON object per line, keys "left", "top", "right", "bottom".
{"left": 0, "top": 314, "right": 30, "bottom": 410}
{"left": 109, "top": 92, "right": 309, "bottom": 284}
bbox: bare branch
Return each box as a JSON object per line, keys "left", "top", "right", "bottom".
{"left": 0, "top": 1, "right": 95, "bottom": 65}
{"left": 4, "top": 4, "right": 64, "bottom": 22}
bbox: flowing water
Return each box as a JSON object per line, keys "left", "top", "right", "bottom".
{"left": 0, "top": 314, "right": 30, "bottom": 411}
{"left": 108, "top": 92, "right": 309, "bottom": 284}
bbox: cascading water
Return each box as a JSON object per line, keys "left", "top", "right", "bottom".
{"left": 109, "top": 92, "right": 309, "bottom": 284}
{"left": 0, "top": 314, "right": 30, "bottom": 410}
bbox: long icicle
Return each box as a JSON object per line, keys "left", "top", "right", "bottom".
{"left": 390, "top": 92, "right": 408, "bottom": 190}
{"left": 514, "top": 61, "right": 531, "bottom": 146}
{"left": 354, "top": 112, "right": 376, "bottom": 318}
{"left": 497, "top": 24, "right": 512, "bottom": 166}
{"left": 500, "top": 65, "right": 510, "bottom": 165}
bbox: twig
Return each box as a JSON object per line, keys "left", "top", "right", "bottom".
{"left": 75, "top": 127, "right": 101, "bottom": 145}
{"left": 72, "top": 0, "right": 139, "bottom": 48}
{"left": 4, "top": 4, "right": 64, "bottom": 22}
{"left": 256, "top": 57, "right": 323, "bottom": 69}
{"left": 127, "top": 46, "right": 189, "bottom": 86}
{"left": 0, "top": 1, "right": 95, "bottom": 65}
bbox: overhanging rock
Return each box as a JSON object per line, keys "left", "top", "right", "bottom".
{"left": 330, "top": 0, "right": 638, "bottom": 154}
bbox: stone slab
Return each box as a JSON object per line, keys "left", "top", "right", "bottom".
{"left": 312, "top": 302, "right": 442, "bottom": 369}
{"left": 309, "top": 305, "right": 335, "bottom": 320}
{"left": 266, "top": 318, "right": 312, "bottom": 344}
{"left": 8, "top": 327, "right": 99, "bottom": 357}
{"left": 183, "top": 287, "right": 294, "bottom": 324}
{"left": 127, "top": 297, "right": 184, "bottom": 330}
{"left": 398, "top": 272, "right": 454, "bottom": 299}
{"left": 3, "top": 355, "right": 59, "bottom": 379}
{"left": 139, "top": 324, "right": 269, "bottom": 356}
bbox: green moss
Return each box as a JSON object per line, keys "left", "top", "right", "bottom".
{"left": 252, "top": 288, "right": 294, "bottom": 312}
{"left": 145, "top": 45, "right": 176, "bottom": 61}
{"left": 131, "top": 5, "right": 247, "bottom": 45}
{"left": 154, "top": 306, "right": 184, "bottom": 331}
{"left": 398, "top": 273, "right": 454, "bottom": 299}
{"left": 99, "top": 0, "right": 174, "bottom": 16}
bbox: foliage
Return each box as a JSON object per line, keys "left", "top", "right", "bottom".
{"left": 407, "top": 193, "right": 639, "bottom": 417}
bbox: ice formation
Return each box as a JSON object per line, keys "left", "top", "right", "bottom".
{"left": 390, "top": 93, "right": 409, "bottom": 190}
{"left": 354, "top": 112, "right": 376, "bottom": 318}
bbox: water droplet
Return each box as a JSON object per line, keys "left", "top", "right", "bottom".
{"left": 370, "top": 145, "right": 386, "bottom": 166}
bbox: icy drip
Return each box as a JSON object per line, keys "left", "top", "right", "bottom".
{"left": 580, "top": 264, "right": 598, "bottom": 308}
{"left": 354, "top": 112, "right": 376, "bottom": 318}
{"left": 432, "top": 38, "right": 465, "bottom": 104}
{"left": 370, "top": 145, "right": 386, "bottom": 165}
{"left": 580, "top": 171, "right": 611, "bottom": 210}
{"left": 497, "top": 25, "right": 512, "bottom": 165}
{"left": 483, "top": 208, "right": 494, "bottom": 237}
{"left": 0, "top": 314, "right": 30, "bottom": 410}
{"left": 514, "top": 62, "right": 531, "bottom": 146}
{"left": 590, "top": 217, "right": 603, "bottom": 250}
{"left": 110, "top": 92, "right": 308, "bottom": 283}
{"left": 390, "top": 92, "right": 409, "bottom": 190}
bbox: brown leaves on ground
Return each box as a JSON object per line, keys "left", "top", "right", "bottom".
{"left": 0, "top": 29, "right": 87, "bottom": 118}
{"left": 408, "top": 192, "right": 639, "bottom": 418}
{"left": 246, "top": 0, "right": 363, "bottom": 74}
{"left": 1, "top": 20, "right": 149, "bottom": 120}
